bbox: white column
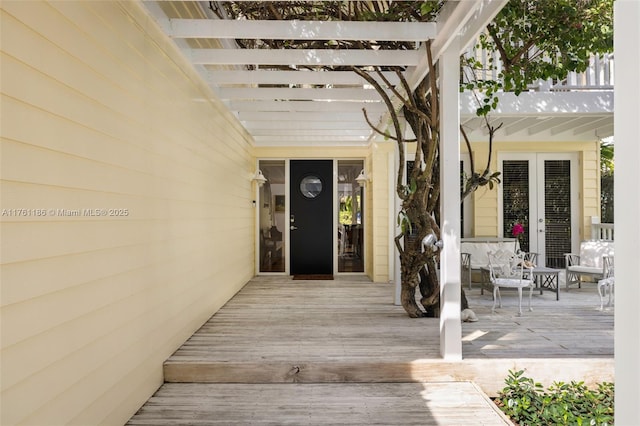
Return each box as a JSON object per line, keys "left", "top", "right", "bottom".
{"left": 614, "top": 1, "right": 640, "bottom": 423}
{"left": 438, "top": 36, "right": 462, "bottom": 360}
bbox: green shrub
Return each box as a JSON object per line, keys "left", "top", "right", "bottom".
{"left": 496, "top": 370, "right": 614, "bottom": 425}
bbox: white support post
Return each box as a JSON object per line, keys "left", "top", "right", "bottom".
{"left": 438, "top": 36, "right": 462, "bottom": 360}
{"left": 614, "top": 1, "right": 640, "bottom": 423}
{"left": 591, "top": 215, "right": 600, "bottom": 240}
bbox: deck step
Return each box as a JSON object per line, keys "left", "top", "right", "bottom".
{"left": 127, "top": 382, "right": 512, "bottom": 425}
{"left": 163, "top": 358, "right": 613, "bottom": 395}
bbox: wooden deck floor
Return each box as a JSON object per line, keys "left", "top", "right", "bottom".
{"left": 128, "top": 275, "right": 613, "bottom": 425}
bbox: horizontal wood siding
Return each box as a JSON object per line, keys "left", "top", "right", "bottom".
{"left": 372, "top": 143, "right": 393, "bottom": 282}
{"left": 1, "top": 2, "right": 254, "bottom": 425}
{"left": 581, "top": 147, "right": 601, "bottom": 239}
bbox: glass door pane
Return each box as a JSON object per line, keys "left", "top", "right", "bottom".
{"left": 502, "top": 160, "right": 531, "bottom": 252}
{"left": 337, "top": 160, "right": 364, "bottom": 273}
{"left": 258, "top": 160, "right": 285, "bottom": 272}
{"left": 541, "top": 160, "right": 572, "bottom": 268}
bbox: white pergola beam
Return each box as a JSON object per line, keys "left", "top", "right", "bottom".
{"left": 207, "top": 70, "right": 400, "bottom": 86}
{"left": 237, "top": 111, "right": 373, "bottom": 122}
{"left": 406, "top": 0, "right": 483, "bottom": 90}
{"left": 456, "top": 0, "right": 510, "bottom": 52}
{"left": 229, "top": 100, "right": 384, "bottom": 113}
{"left": 247, "top": 129, "right": 370, "bottom": 137}
{"left": 243, "top": 120, "right": 370, "bottom": 130}
{"left": 218, "top": 87, "right": 385, "bottom": 101}
{"left": 190, "top": 48, "right": 421, "bottom": 66}
{"left": 169, "top": 19, "right": 436, "bottom": 41}
{"left": 253, "top": 135, "right": 368, "bottom": 143}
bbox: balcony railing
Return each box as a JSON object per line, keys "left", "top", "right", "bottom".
{"left": 591, "top": 217, "right": 614, "bottom": 241}
{"left": 463, "top": 44, "right": 614, "bottom": 93}
{"left": 551, "top": 53, "right": 614, "bottom": 91}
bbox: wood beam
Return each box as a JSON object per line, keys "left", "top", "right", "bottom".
{"left": 229, "top": 100, "right": 384, "bottom": 113}
{"left": 237, "top": 111, "right": 374, "bottom": 122}
{"left": 503, "top": 117, "right": 540, "bottom": 136}
{"left": 406, "top": 0, "right": 479, "bottom": 90}
{"left": 190, "top": 48, "right": 421, "bottom": 66}
{"left": 218, "top": 87, "right": 385, "bottom": 101}
{"left": 243, "top": 120, "right": 370, "bottom": 130}
{"left": 549, "top": 117, "right": 594, "bottom": 135}
{"left": 207, "top": 70, "right": 400, "bottom": 86}
{"left": 527, "top": 117, "right": 567, "bottom": 135}
{"left": 168, "top": 19, "right": 436, "bottom": 41}
{"left": 253, "top": 135, "right": 369, "bottom": 144}
{"left": 248, "top": 129, "right": 370, "bottom": 137}
{"left": 572, "top": 117, "right": 613, "bottom": 135}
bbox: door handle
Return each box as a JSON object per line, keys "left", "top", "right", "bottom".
{"left": 290, "top": 225, "right": 298, "bottom": 231}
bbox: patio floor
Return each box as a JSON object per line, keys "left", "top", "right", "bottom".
{"left": 127, "top": 275, "right": 613, "bottom": 425}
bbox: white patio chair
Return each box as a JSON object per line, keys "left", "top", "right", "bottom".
{"left": 487, "top": 250, "right": 535, "bottom": 316}
{"left": 598, "top": 255, "right": 615, "bottom": 310}
{"left": 461, "top": 252, "right": 472, "bottom": 290}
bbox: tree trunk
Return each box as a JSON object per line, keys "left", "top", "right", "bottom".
{"left": 417, "top": 258, "right": 470, "bottom": 315}
{"left": 418, "top": 260, "right": 439, "bottom": 317}
{"left": 400, "top": 267, "right": 425, "bottom": 318}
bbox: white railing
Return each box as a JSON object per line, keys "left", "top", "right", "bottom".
{"left": 463, "top": 42, "right": 614, "bottom": 92}
{"left": 591, "top": 216, "right": 614, "bottom": 241}
{"left": 552, "top": 53, "right": 614, "bottom": 91}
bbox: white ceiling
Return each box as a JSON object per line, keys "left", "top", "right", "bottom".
{"left": 144, "top": 1, "right": 613, "bottom": 147}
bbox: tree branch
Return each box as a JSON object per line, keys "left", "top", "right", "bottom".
{"left": 351, "top": 66, "right": 407, "bottom": 199}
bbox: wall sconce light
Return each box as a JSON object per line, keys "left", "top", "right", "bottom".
{"left": 355, "top": 169, "right": 370, "bottom": 187}
{"left": 252, "top": 169, "right": 267, "bottom": 187}
{"left": 422, "top": 233, "right": 443, "bottom": 251}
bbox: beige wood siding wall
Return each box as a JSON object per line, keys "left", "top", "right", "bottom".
{"left": 468, "top": 141, "right": 600, "bottom": 240}
{"left": 371, "top": 142, "right": 394, "bottom": 282}
{"left": 0, "top": 2, "right": 254, "bottom": 425}
{"left": 581, "top": 145, "right": 601, "bottom": 239}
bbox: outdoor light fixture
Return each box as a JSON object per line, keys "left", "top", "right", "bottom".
{"left": 252, "top": 169, "right": 267, "bottom": 187}
{"left": 422, "top": 233, "right": 443, "bottom": 250}
{"left": 355, "top": 169, "right": 369, "bottom": 187}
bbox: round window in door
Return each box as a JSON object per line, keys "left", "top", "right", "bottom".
{"left": 299, "top": 175, "right": 323, "bottom": 199}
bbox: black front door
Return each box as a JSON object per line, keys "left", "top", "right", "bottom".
{"left": 290, "top": 160, "right": 333, "bottom": 275}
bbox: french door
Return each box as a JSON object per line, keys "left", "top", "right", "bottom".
{"left": 258, "top": 159, "right": 365, "bottom": 276}
{"left": 499, "top": 153, "right": 579, "bottom": 268}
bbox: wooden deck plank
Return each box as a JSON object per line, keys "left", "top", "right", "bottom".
{"left": 127, "top": 382, "right": 512, "bottom": 425}
{"left": 159, "top": 276, "right": 613, "bottom": 394}
{"left": 165, "top": 277, "right": 613, "bottom": 361}
{"left": 127, "top": 275, "right": 614, "bottom": 424}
